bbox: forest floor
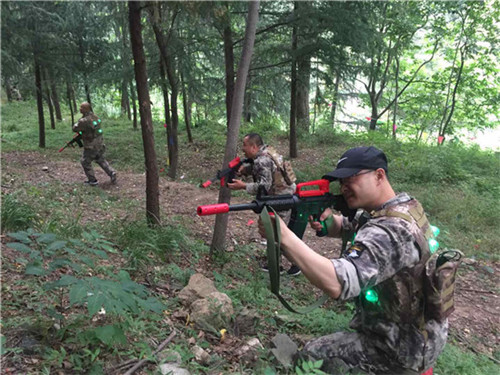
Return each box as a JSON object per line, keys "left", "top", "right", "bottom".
{"left": 2, "top": 148, "right": 499, "bottom": 367}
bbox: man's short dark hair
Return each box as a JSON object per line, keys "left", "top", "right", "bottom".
{"left": 244, "top": 133, "right": 263, "bottom": 147}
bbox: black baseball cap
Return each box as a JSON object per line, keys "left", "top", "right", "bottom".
{"left": 323, "top": 146, "right": 388, "bottom": 181}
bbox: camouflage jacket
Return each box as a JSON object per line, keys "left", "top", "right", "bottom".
{"left": 73, "top": 111, "right": 104, "bottom": 150}
{"left": 241, "top": 145, "right": 296, "bottom": 196}
{"left": 332, "top": 193, "right": 448, "bottom": 371}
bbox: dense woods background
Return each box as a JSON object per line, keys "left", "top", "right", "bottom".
{"left": 1, "top": 1, "right": 499, "bottom": 374}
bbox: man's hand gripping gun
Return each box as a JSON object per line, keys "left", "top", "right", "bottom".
{"left": 200, "top": 156, "right": 252, "bottom": 188}
{"left": 197, "top": 179, "right": 355, "bottom": 238}
{"left": 58, "top": 133, "right": 83, "bottom": 153}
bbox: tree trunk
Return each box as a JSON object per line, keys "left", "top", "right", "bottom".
{"left": 159, "top": 57, "right": 173, "bottom": 165}
{"left": 47, "top": 69, "right": 62, "bottom": 121}
{"left": 129, "top": 0, "right": 160, "bottom": 226}
{"left": 289, "top": 3, "right": 298, "bottom": 158}
{"left": 223, "top": 10, "right": 235, "bottom": 126}
{"left": 149, "top": 2, "right": 179, "bottom": 179}
{"left": 210, "top": 0, "right": 259, "bottom": 254}
{"left": 392, "top": 56, "right": 399, "bottom": 139}
{"left": 5, "top": 79, "right": 13, "bottom": 102}
{"left": 181, "top": 72, "right": 193, "bottom": 143}
{"left": 34, "top": 51, "right": 45, "bottom": 148}
{"left": 130, "top": 79, "right": 138, "bottom": 130}
{"left": 243, "top": 75, "right": 252, "bottom": 122}
{"left": 118, "top": 2, "right": 131, "bottom": 120}
{"left": 78, "top": 38, "right": 92, "bottom": 107}
{"left": 296, "top": 35, "right": 311, "bottom": 135}
{"left": 43, "top": 68, "right": 56, "bottom": 130}
{"left": 331, "top": 67, "right": 340, "bottom": 129}
{"left": 66, "top": 79, "right": 74, "bottom": 125}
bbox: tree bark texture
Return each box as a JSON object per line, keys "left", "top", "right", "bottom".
{"left": 149, "top": 2, "right": 179, "bottom": 179}
{"left": 43, "top": 68, "right": 56, "bottom": 130}
{"left": 210, "top": 0, "right": 260, "bottom": 254}
{"left": 48, "top": 68, "right": 62, "bottom": 121}
{"left": 34, "top": 51, "right": 45, "bottom": 148}
{"left": 289, "top": 4, "right": 298, "bottom": 159}
{"left": 66, "top": 79, "right": 74, "bottom": 125}
{"left": 181, "top": 72, "right": 193, "bottom": 143}
{"left": 296, "top": 53, "right": 310, "bottom": 134}
{"left": 223, "top": 15, "right": 235, "bottom": 126}
{"left": 129, "top": 0, "right": 161, "bottom": 226}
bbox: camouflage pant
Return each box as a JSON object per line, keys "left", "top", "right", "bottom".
{"left": 298, "top": 331, "right": 421, "bottom": 375}
{"left": 81, "top": 146, "right": 115, "bottom": 182}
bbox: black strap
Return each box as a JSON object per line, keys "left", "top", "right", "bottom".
{"left": 260, "top": 206, "right": 329, "bottom": 314}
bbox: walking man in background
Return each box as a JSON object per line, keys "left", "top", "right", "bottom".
{"left": 73, "top": 102, "right": 117, "bottom": 186}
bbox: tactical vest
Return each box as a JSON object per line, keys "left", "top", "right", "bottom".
{"left": 358, "top": 199, "right": 460, "bottom": 331}
{"left": 263, "top": 146, "right": 297, "bottom": 191}
{"left": 81, "top": 113, "right": 104, "bottom": 149}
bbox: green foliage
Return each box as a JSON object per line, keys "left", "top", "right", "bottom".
{"left": 112, "top": 219, "right": 201, "bottom": 270}
{"left": 435, "top": 343, "right": 500, "bottom": 375}
{"left": 3, "top": 228, "right": 170, "bottom": 371}
{"left": 6, "top": 229, "right": 165, "bottom": 317}
{"left": 295, "top": 359, "right": 327, "bottom": 375}
{"left": 1, "top": 193, "right": 36, "bottom": 232}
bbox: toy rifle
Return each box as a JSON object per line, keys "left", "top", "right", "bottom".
{"left": 201, "top": 156, "right": 252, "bottom": 188}
{"left": 197, "top": 179, "right": 356, "bottom": 313}
{"left": 59, "top": 133, "right": 83, "bottom": 152}
{"left": 198, "top": 178, "right": 356, "bottom": 239}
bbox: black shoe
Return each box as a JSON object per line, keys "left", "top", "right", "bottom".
{"left": 261, "top": 264, "right": 285, "bottom": 275}
{"left": 110, "top": 172, "right": 117, "bottom": 184}
{"left": 84, "top": 180, "right": 98, "bottom": 186}
{"left": 287, "top": 265, "right": 301, "bottom": 276}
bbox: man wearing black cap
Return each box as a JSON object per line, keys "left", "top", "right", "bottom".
{"left": 259, "top": 146, "right": 447, "bottom": 374}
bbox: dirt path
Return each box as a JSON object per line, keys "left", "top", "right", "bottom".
{"left": 2, "top": 150, "right": 499, "bottom": 357}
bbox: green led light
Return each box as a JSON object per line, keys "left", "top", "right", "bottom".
{"left": 428, "top": 239, "right": 439, "bottom": 254}
{"left": 93, "top": 121, "right": 97, "bottom": 125}
{"left": 364, "top": 289, "right": 379, "bottom": 303}
{"left": 98, "top": 129, "right": 103, "bottom": 133}
{"left": 430, "top": 225, "right": 440, "bottom": 237}
{"left": 79, "top": 131, "right": 82, "bottom": 135}
{"left": 98, "top": 119, "right": 101, "bottom": 123}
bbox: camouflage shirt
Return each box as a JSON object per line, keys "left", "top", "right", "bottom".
{"left": 242, "top": 145, "right": 296, "bottom": 196}
{"left": 73, "top": 111, "right": 104, "bottom": 150}
{"left": 332, "top": 193, "right": 448, "bottom": 371}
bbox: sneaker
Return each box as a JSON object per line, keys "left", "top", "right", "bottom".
{"left": 110, "top": 172, "right": 117, "bottom": 184}
{"left": 287, "top": 265, "right": 302, "bottom": 276}
{"left": 84, "top": 180, "right": 98, "bottom": 186}
{"left": 261, "top": 264, "right": 285, "bottom": 275}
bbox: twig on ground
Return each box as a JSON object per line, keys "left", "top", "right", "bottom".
{"left": 459, "top": 288, "right": 496, "bottom": 295}
{"left": 122, "top": 330, "right": 177, "bottom": 375}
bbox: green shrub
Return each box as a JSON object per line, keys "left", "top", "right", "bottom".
{"left": 1, "top": 193, "right": 36, "bottom": 232}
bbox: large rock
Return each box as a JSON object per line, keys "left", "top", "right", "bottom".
{"left": 190, "top": 292, "right": 234, "bottom": 331}
{"left": 178, "top": 273, "right": 218, "bottom": 307}
{"left": 271, "top": 333, "right": 298, "bottom": 368}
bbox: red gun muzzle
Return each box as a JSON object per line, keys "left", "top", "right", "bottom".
{"left": 197, "top": 203, "right": 230, "bottom": 216}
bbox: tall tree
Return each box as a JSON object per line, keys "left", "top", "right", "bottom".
{"left": 289, "top": 1, "right": 298, "bottom": 158}
{"left": 129, "top": 0, "right": 160, "bottom": 226}
{"left": 149, "top": 1, "right": 181, "bottom": 179}
{"left": 210, "top": 0, "right": 260, "bottom": 254}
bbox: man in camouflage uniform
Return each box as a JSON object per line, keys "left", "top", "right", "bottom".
{"left": 227, "top": 133, "right": 296, "bottom": 196}
{"left": 228, "top": 133, "right": 300, "bottom": 275}
{"left": 73, "top": 102, "right": 116, "bottom": 186}
{"left": 260, "top": 146, "right": 446, "bottom": 374}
